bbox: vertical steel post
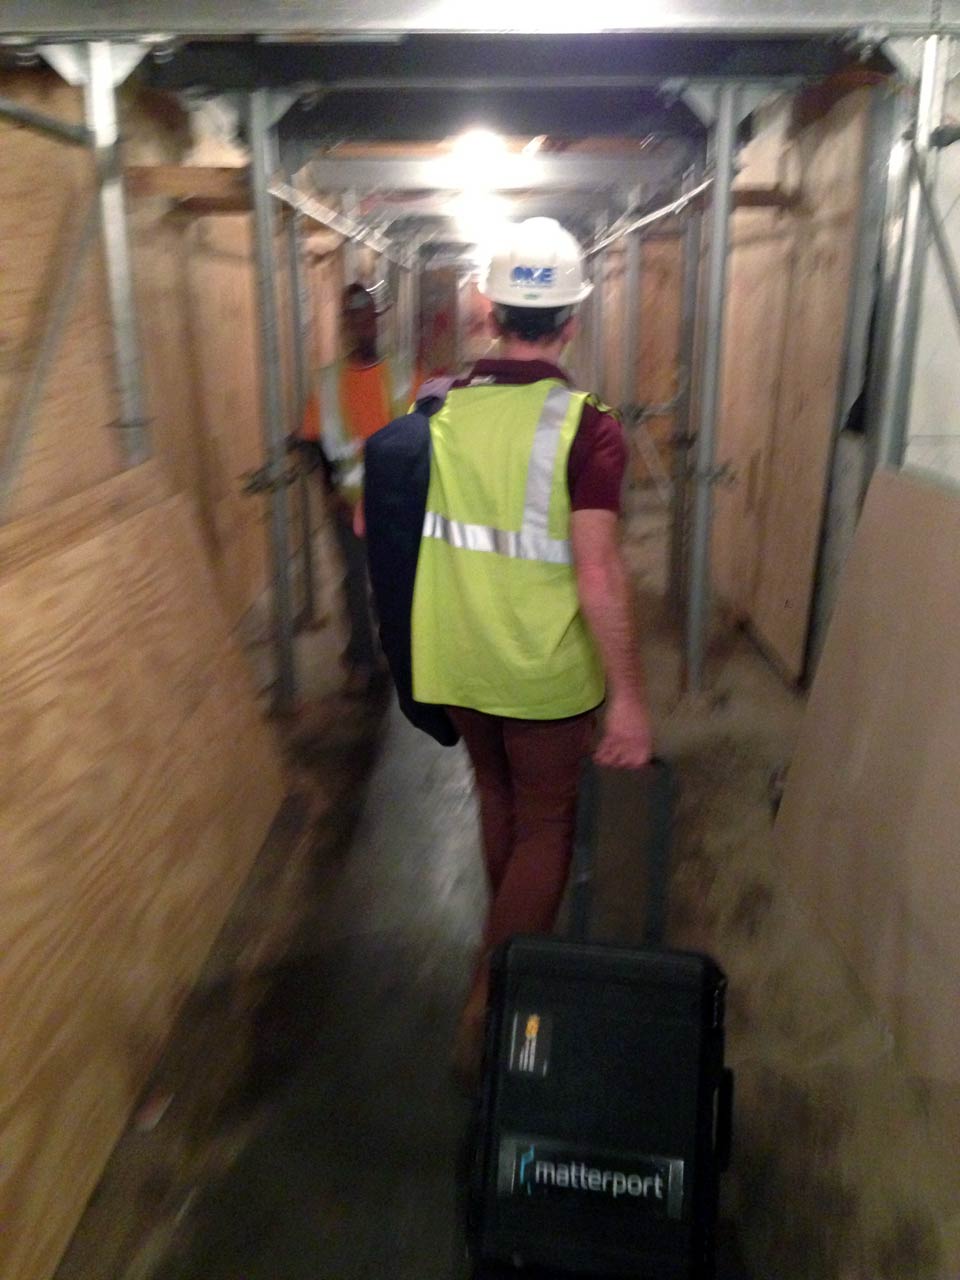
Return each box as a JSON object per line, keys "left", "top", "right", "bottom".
{"left": 84, "top": 40, "right": 150, "bottom": 466}
{"left": 395, "top": 259, "right": 407, "bottom": 378}
{"left": 409, "top": 246, "right": 422, "bottom": 386}
{"left": 455, "top": 270, "right": 468, "bottom": 371}
{"left": 591, "top": 242, "right": 607, "bottom": 395}
{"left": 249, "top": 89, "right": 297, "bottom": 713}
{"left": 873, "top": 33, "right": 950, "bottom": 470}
{"left": 914, "top": 148, "right": 960, "bottom": 338}
{"left": 342, "top": 188, "right": 360, "bottom": 284}
{"left": 622, "top": 228, "right": 642, "bottom": 411}
{"left": 670, "top": 159, "right": 705, "bottom": 614}
{"left": 285, "top": 196, "right": 317, "bottom": 627}
{"left": 396, "top": 254, "right": 414, "bottom": 389}
{"left": 685, "top": 86, "right": 738, "bottom": 694}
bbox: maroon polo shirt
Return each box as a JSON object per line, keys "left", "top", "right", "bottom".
{"left": 451, "top": 359, "right": 628, "bottom": 514}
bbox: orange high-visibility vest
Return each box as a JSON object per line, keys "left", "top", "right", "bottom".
{"left": 302, "top": 356, "right": 413, "bottom": 498}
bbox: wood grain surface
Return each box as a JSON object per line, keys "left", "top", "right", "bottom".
{"left": 712, "top": 87, "right": 871, "bottom": 679}
{"left": 0, "top": 71, "right": 121, "bottom": 522}
{"left": 0, "top": 461, "right": 168, "bottom": 580}
{"left": 2, "top": 66, "right": 312, "bottom": 631}
{"left": 0, "top": 489, "right": 284, "bottom": 1280}
{"left": 749, "top": 89, "right": 870, "bottom": 678}
{"left": 775, "top": 469, "right": 960, "bottom": 1082}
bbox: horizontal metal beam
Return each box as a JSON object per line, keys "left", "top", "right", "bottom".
{"left": 139, "top": 33, "right": 876, "bottom": 94}
{"left": 373, "top": 189, "right": 616, "bottom": 226}
{"left": 296, "top": 74, "right": 767, "bottom": 91}
{"left": 280, "top": 85, "right": 699, "bottom": 149}
{"left": 0, "top": 0, "right": 944, "bottom": 37}
{"left": 306, "top": 152, "right": 685, "bottom": 195}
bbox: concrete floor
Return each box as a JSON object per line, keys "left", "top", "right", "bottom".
{"left": 54, "top": 493, "right": 960, "bottom": 1280}
{"left": 152, "top": 696, "right": 484, "bottom": 1280}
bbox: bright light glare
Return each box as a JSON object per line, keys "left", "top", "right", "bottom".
{"left": 445, "top": 130, "right": 518, "bottom": 250}
{"left": 447, "top": 191, "right": 512, "bottom": 247}
{"left": 447, "top": 128, "right": 511, "bottom": 189}
{"left": 523, "top": 135, "right": 546, "bottom": 157}
{"left": 450, "top": 128, "right": 509, "bottom": 165}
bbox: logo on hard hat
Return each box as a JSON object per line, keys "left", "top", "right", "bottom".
{"left": 511, "top": 265, "right": 556, "bottom": 287}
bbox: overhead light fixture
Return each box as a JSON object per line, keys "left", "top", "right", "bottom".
{"left": 446, "top": 128, "right": 512, "bottom": 189}
{"left": 447, "top": 191, "right": 512, "bottom": 249}
{"left": 451, "top": 128, "right": 509, "bottom": 165}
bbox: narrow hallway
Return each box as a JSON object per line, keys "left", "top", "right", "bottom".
{"left": 153, "top": 701, "right": 483, "bottom": 1280}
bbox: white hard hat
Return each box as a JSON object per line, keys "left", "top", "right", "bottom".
{"left": 479, "top": 217, "right": 593, "bottom": 308}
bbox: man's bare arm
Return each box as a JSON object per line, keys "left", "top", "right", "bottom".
{"left": 571, "top": 508, "right": 653, "bottom": 768}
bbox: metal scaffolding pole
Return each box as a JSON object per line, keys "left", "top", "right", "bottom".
{"left": 0, "top": 93, "right": 91, "bottom": 145}
{"left": 395, "top": 247, "right": 420, "bottom": 393}
{"left": 590, "top": 246, "right": 607, "bottom": 396}
{"left": 873, "top": 33, "right": 950, "bottom": 470}
{"left": 400, "top": 258, "right": 413, "bottom": 383}
{"left": 249, "top": 89, "right": 297, "bottom": 714}
{"left": 913, "top": 145, "right": 960, "bottom": 340}
{"left": 0, "top": 196, "right": 99, "bottom": 518}
{"left": 670, "top": 159, "right": 705, "bottom": 614}
{"left": 410, "top": 250, "right": 421, "bottom": 384}
{"left": 685, "top": 85, "right": 738, "bottom": 693}
{"left": 342, "top": 187, "right": 360, "bottom": 284}
{"left": 285, "top": 196, "right": 318, "bottom": 627}
{"left": 84, "top": 40, "right": 150, "bottom": 466}
{"left": 621, "top": 226, "right": 642, "bottom": 410}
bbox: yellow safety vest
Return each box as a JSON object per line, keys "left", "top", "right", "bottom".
{"left": 411, "top": 377, "right": 605, "bottom": 719}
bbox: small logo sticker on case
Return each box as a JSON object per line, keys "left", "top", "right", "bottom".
{"left": 508, "top": 1009, "right": 553, "bottom": 1077}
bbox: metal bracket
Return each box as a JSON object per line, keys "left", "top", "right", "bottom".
{"left": 882, "top": 35, "right": 926, "bottom": 82}
{"left": 266, "top": 89, "right": 300, "bottom": 129}
{"left": 39, "top": 41, "right": 148, "bottom": 88}
{"left": 675, "top": 84, "right": 719, "bottom": 127}
{"left": 241, "top": 465, "right": 298, "bottom": 496}
{"left": 665, "top": 80, "right": 789, "bottom": 128}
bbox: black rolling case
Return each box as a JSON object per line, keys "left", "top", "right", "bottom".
{"left": 468, "top": 761, "right": 733, "bottom": 1279}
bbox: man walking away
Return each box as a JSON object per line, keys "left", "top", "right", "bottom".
{"left": 298, "top": 282, "right": 412, "bottom": 692}
{"left": 408, "top": 218, "right": 653, "bottom": 1083}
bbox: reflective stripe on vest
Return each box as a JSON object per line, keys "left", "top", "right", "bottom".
{"left": 421, "top": 384, "right": 574, "bottom": 565}
{"left": 318, "top": 356, "right": 406, "bottom": 495}
{"left": 411, "top": 378, "right": 604, "bottom": 719}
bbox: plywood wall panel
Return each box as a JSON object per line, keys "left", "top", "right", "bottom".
{"left": 588, "top": 236, "right": 683, "bottom": 483}
{"left": 750, "top": 91, "right": 869, "bottom": 677}
{"left": 0, "top": 488, "right": 284, "bottom": 1280}
{"left": 712, "top": 87, "right": 871, "bottom": 679}
{"left": 775, "top": 469, "right": 960, "bottom": 1081}
{"left": 712, "top": 218, "right": 794, "bottom": 612}
{"left": 0, "top": 461, "right": 168, "bottom": 578}
{"left": 181, "top": 215, "right": 271, "bottom": 623}
{"left": 636, "top": 237, "right": 684, "bottom": 469}
{"left": 1, "top": 68, "right": 303, "bottom": 632}
{"left": 0, "top": 72, "right": 121, "bottom": 522}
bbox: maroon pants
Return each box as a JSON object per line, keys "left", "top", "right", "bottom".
{"left": 449, "top": 707, "right": 596, "bottom": 957}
